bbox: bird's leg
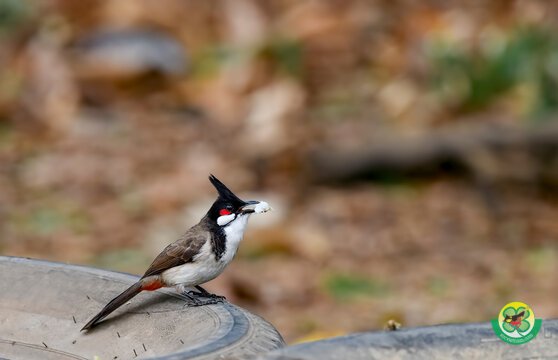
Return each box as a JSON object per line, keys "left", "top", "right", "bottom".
{"left": 182, "top": 293, "right": 223, "bottom": 307}
{"left": 177, "top": 284, "right": 224, "bottom": 307}
{"left": 187, "top": 285, "right": 226, "bottom": 301}
{"left": 181, "top": 292, "right": 203, "bottom": 306}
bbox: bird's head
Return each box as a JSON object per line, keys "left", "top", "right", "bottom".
{"left": 207, "top": 174, "right": 271, "bottom": 227}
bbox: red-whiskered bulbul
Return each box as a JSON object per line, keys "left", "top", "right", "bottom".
{"left": 81, "top": 175, "right": 271, "bottom": 331}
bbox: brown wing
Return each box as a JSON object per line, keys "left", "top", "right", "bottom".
{"left": 141, "top": 226, "right": 209, "bottom": 278}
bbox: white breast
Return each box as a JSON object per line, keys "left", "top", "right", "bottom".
{"left": 162, "top": 214, "right": 250, "bottom": 287}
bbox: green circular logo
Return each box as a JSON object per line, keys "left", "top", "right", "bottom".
{"left": 491, "top": 301, "right": 542, "bottom": 345}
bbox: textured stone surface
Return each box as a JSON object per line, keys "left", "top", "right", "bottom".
{"left": 0, "top": 256, "right": 284, "bottom": 360}
{"left": 263, "top": 320, "right": 558, "bottom": 359}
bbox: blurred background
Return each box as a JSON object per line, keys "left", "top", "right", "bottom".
{"left": 1, "top": 0, "right": 557, "bottom": 343}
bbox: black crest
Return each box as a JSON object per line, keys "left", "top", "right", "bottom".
{"left": 206, "top": 175, "right": 248, "bottom": 257}
{"left": 209, "top": 174, "right": 245, "bottom": 205}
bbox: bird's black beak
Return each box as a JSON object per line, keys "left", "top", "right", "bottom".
{"left": 239, "top": 200, "right": 272, "bottom": 214}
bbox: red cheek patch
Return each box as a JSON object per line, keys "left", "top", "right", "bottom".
{"left": 220, "top": 209, "right": 232, "bottom": 216}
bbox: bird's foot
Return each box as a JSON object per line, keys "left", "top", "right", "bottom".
{"left": 187, "top": 290, "right": 226, "bottom": 301}
{"left": 189, "top": 285, "right": 227, "bottom": 301}
{"left": 181, "top": 286, "right": 225, "bottom": 307}
{"left": 182, "top": 293, "right": 224, "bottom": 307}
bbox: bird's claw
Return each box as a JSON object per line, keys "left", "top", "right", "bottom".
{"left": 182, "top": 296, "right": 224, "bottom": 307}
{"left": 187, "top": 290, "right": 226, "bottom": 301}
{"left": 182, "top": 289, "right": 226, "bottom": 307}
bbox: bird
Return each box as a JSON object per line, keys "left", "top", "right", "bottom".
{"left": 81, "top": 174, "right": 271, "bottom": 331}
{"left": 504, "top": 311, "right": 525, "bottom": 327}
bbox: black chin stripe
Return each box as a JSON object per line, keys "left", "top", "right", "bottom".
{"left": 209, "top": 225, "right": 226, "bottom": 260}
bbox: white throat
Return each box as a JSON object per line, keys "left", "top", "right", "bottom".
{"left": 222, "top": 214, "right": 250, "bottom": 258}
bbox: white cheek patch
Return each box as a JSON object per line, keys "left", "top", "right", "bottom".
{"left": 254, "top": 201, "right": 272, "bottom": 214}
{"left": 217, "top": 213, "right": 236, "bottom": 226}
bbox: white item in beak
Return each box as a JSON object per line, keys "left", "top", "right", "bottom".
{"left": 254, "top": 201, "right": 271, "bottom": 214}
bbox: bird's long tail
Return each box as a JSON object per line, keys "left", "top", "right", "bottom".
{"left": 81, "top": 277, "right": 162, "bottom": 331}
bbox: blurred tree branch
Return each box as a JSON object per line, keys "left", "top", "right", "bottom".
{"left": 309, "top": 121, "right": 558, "bottom": 186}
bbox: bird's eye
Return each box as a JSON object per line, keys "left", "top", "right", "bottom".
{"left": 219, "top": 209, "right": 232, "bottom": 216}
